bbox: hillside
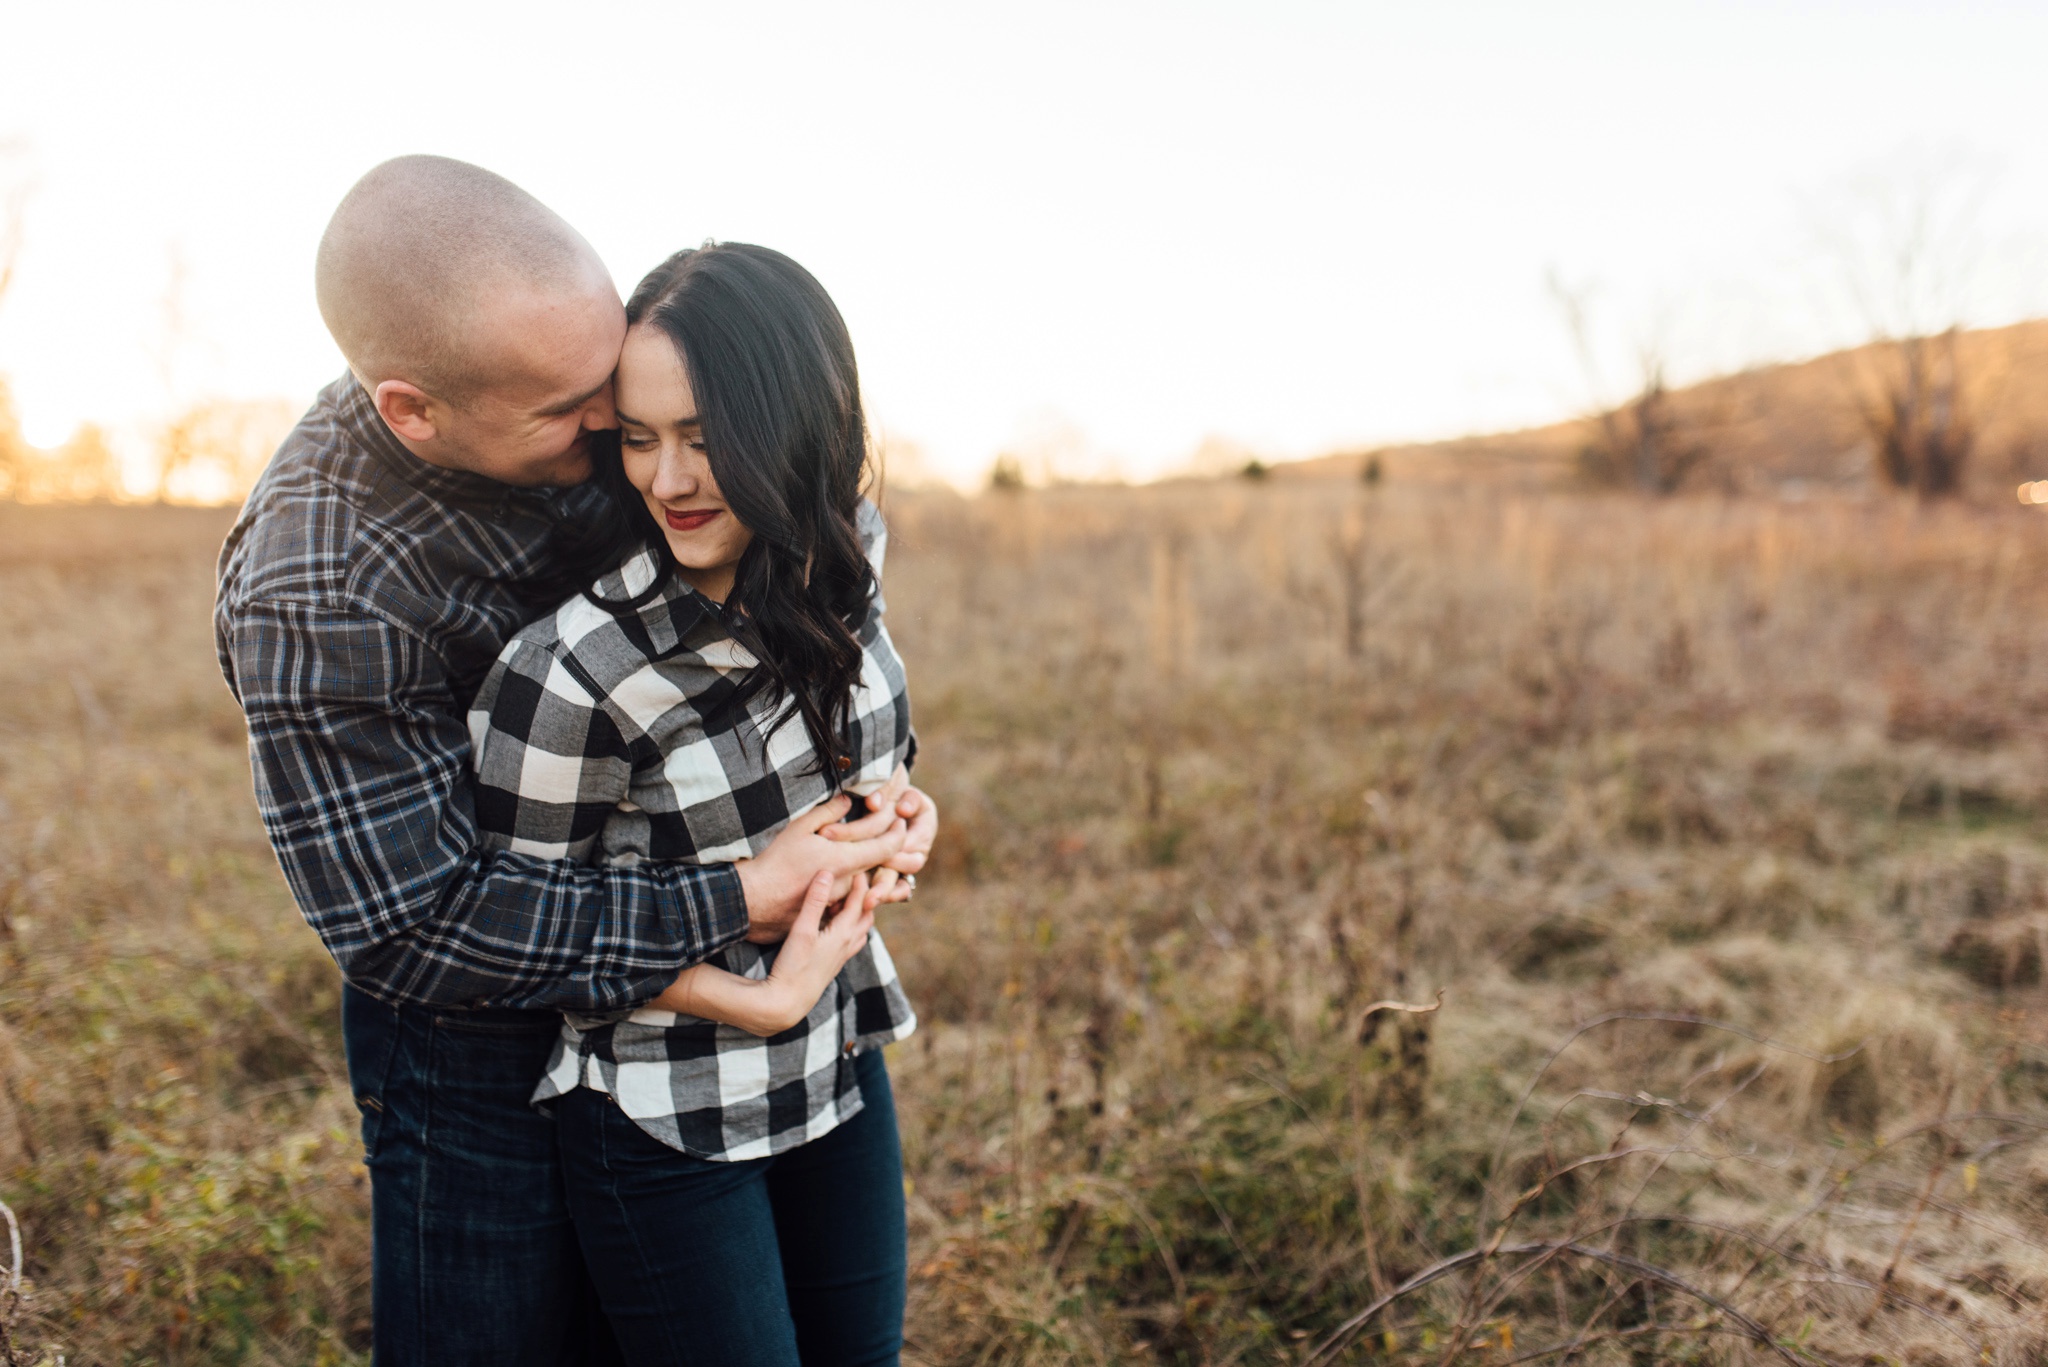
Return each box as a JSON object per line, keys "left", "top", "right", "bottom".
{"left": 1282, "top": 318, "right": 2048, "bottom": 496}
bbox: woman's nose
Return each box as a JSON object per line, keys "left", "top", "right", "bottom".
{"left": 650, "top": 448, "right": 697, "bottom": 501}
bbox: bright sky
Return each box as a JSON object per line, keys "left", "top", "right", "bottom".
{"left": 1, "top": 0, "right": 2045, "bottom": 488}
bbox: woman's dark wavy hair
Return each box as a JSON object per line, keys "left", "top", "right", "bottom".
{"left": 553, "top": 242, "right": 876, "bottom": 781}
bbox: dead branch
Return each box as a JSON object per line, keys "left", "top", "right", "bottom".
{"left": 1464, "top": 1071, "right": 1772, "bottom": 1347}
{"left": 1303, "top": 1239, "right": 1836, "bottom": 1367}
{"left": 1063, "top": 1174, "right": 1188, "bottom": 1312}
{"left": 1191, "top": 1168, "right": 1265, "bottom": 1290}
{"left": 1354, "top": 988, "right": 1443, "bottom": 1042}
{"left": 0, "top": 1196, "right": 23, "bottom": 1367}
{"left": 1499, "top": 1320, "right": 1775, "bottom": 1366}
{"left": 1855, "top": 1180, "right": 2048, "bottom": 1255}
{"left": 0, "top": 1196, "right": 17, "bottom": 1293}
{"left": 1487, "top": 1012, "right": 1863, "bottom": 1223}
{"left": 1553, "top": 1088, "right": 1708, "bottom": 1125}
{"left": 1480, "top": 1213, "right": 1967, "bottom": 1354}
{"left": 1864, "top": 1082, "right": 1957, "bottom": 1326}
{"left": 1613, "top": 1059, "right": 1771, "bottom": 1232}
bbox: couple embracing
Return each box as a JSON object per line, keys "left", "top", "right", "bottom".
{"left": 214, "top": 155, "right": 937, "bottom": 1366}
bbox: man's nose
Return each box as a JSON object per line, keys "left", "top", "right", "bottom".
{"left": 581, "top": 383, "right": 618, "bottom": 431}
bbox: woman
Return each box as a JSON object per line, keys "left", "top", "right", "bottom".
{"left": 467, "top": 242, "right": 920, "bottom": 1366}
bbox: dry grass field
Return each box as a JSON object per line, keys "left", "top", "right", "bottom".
{"left": 6, "top": 483, "right": 2048, "bottom": 1365}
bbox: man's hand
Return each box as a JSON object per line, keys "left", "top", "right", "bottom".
{"left": 737, "top": 794, "right": 907, "bottom": 943}
{"left": 824, "top": 764, "right": 939, "bottom": 910}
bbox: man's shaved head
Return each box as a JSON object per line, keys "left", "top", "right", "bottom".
{"left": 314, "top": 155, "right": 624, "bottom": 486}
{"left": 317, "top": 155, "right": 609, "bottom": 401}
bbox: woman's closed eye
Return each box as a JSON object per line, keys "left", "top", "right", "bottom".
{"left": 623, "top": 434, "right": 708, "bottom": 454}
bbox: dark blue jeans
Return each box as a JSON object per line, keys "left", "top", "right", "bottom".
{"left": 341, "top": 983, "right": 623, "bottom": 1367}
{"left": 554, "top": 1048, "right": 907, "bottom": 1367}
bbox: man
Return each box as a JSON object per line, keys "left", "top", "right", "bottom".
{"left": 214, "top": 155, "right": 935, "bottom": 1365}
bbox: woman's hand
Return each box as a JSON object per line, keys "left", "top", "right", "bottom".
{"left": 651, "top": 871, "right": 875, "bottom": 1037}
{"left": 758, "top": 870, "right": 874, "bottom": 1032}
{"left": 866, "top": 783, "right": 936, "bottom": 908}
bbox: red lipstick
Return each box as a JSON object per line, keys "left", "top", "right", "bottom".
{"left": 664, "top": 508, "right": 719, "bottom": 532}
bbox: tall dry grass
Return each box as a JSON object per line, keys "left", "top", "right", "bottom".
{"left": 0, "top": 506, "right": 360, "bottom": 1365}
{"left": 5, "top": 484, "right": 2048, "bottom": 1364}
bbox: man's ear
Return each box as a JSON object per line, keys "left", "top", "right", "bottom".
{"left": 372, "top": 380, "right": 441, "bottom": 444}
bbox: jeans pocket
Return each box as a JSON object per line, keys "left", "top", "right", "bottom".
{"left": 357, "top": 1092, "right": 389, "bottom": 1160}
{"left": 341, "top": 986, "right": 405, "bottom": 1162}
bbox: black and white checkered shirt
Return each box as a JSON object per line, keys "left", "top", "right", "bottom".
{"left": 214, "top": 376, "right": 749, "bottom": 1012}
{"left": 467, "top": 504, "right": 917, "bottom": 1161}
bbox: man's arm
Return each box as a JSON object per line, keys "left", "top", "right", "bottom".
{"left": 226, "top": 597, "right": 748, "bottom": 1011}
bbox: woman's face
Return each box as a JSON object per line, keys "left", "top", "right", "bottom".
{"left": 615, "top": 323, "right": 755, "bottom": 604}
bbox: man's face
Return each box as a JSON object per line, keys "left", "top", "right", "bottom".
{"left": 428, "top": 273, "right": 626, "bottom": 487}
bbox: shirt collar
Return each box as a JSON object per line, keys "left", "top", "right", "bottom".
{"left": 597, "top": 547, "right": 739, "bottom": 657}
{"left": 326, "top": 374, "right": 527, "bottom": 513}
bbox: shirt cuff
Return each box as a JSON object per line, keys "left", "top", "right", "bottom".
{"left": 687, "top": 862, "right": 752, "bottom": 960}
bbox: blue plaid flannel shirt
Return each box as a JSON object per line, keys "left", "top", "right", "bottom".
{"left": 214, "top": 375, "right": 749, "bottom": 1011}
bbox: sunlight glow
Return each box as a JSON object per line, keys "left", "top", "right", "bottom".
{"left": 2, "top": 1, "right": 2047, "bottom": 497}
{"left": 18, "top": 407, "right": 73, "bottom": 451}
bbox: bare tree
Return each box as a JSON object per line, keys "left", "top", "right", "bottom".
{"left": 1813, "top": 158, "right": 1990, "bottom": 499}
{"left": 1548, "top": 271, "right": 1708, "bottom": 495}
{"left": 1865, "top": 328, "right": 1971, "bottom": 497}
{"left": 0, "top": 383, "right": 23, "bottom": 502}
{"left": 153, "top": 397, "right": 295, "bottom": 503}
